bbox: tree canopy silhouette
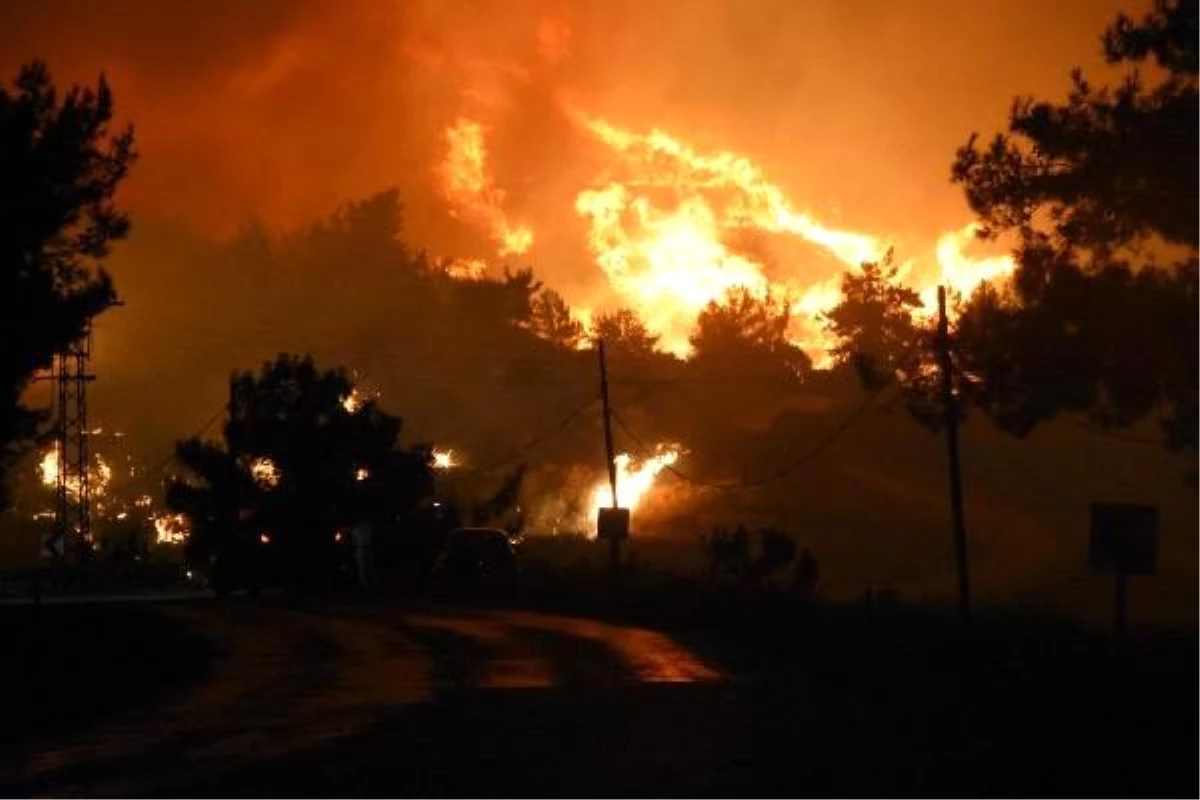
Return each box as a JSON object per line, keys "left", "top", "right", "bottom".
{"left": 822, "top": 252, "right": 942, "bottom": 425}
{"left": 528, "top": 288, "right": 585, "bottom": 350}
{"left": 166, "top": 354, "right": 433, "bottom": 588}
{"left": 823, "top": 251, "right": 927, "bottom": 389}
{"left": 955, "top": 3, "right": 1197, "bottom": 251}
{"left": 951, "top": 0, "right": 1198, "bottom": 450}
{"left": 0, "top": 61, "right": 134, "bottom": 507}
{"left": 593, "top": 308, "right": 661, "bottom": 360}
{"left": 689, "top": 288, "right": 812, "bottom": 383}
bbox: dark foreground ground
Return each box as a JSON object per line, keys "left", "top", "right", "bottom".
{"left": 2, "top": 570, "right": 1195, "bottom": 797}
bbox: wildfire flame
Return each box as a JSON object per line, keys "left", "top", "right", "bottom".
{"left": 444, "top": 257, "right": 488, "bottom": 280}
{"left": 432, "top": 448, "right": 458, "bottom": 470}
{"left": 925, "top": 223, "right": 1017, "bottom": 309}
{"left": 153, "top": 512, "right": 190, "bottom": 545}
{"left": 341, "top": 389, "right": 363, "bottom": 413}
{"left": 588, "top": 445, "right": 681, "bottom": 533}
{"left": 572, "top": 116, "right": 892, "bottom": 355}
{"left": 37, "top": 444, "right": 113, "bottom": 498}
{"left": 250, "top": 457, "right": 281, "bottom": 488}
{"left": 440, "top": 106, "right": 1015, "bottom": 360}
{"left": 38, "top": 447, "right": 58, "bottom": 486}
{"left": 440, "top": 118, "right": 533, "bottom": 257}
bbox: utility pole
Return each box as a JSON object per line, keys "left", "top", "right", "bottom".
{"left": 597, "top": 340, "right": 621, "bottom": 571}
{"left": 936, "top": 286, "right": 971, "bottom": 621}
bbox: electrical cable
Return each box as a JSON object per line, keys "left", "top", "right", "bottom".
{"left": 609, "top": 383, "right": 894, "bottom": 491}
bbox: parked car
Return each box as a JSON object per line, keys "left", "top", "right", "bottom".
{"left": 430, "top": 527, "right": 519, "bottom": 603}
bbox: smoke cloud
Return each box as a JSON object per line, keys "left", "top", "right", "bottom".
{"left": 0, "top": 0, "right": 1137, "bottom": 444}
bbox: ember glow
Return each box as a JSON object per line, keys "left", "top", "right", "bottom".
{"left": 37, "top": 444, "right": 113, "bottom": 498}
{"left": 153, "top": 512, "right": 190, "bottom": 546}
{"left": 432, "top": 448, "right": 459, "bottom": 470}
{"left": 250, "top": 457, "right": 281, "bottom": 488}
{"left": 432, "top": 105, "right": 1016, "bottom": 359}
{"left": 440, "top": 118, "right": 533, "bottom": 257}
{"left": 444, "top": 257, "right": 488, "bottom": 281}
{"left": 589, "top": 445, "right": 681, "bottom": 533}
{"left": 38, "top": 447, "right": 58, "bottom": 487}
{"left": 341, "top": 389, "right": 363, "bottom": 414}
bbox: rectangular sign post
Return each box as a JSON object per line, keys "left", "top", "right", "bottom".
{"left": 1089, "top": 503, "right": 1158, "bottom": 638}
{"left": 597, "top": 507, "right": 631, "bottom": 543}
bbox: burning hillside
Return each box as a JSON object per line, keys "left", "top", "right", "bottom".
{"left": 8, "top": 2, "right": 1059, "bottom": 545}
{"left": 435, "top": 73, "right": 1014, "bottom": 361}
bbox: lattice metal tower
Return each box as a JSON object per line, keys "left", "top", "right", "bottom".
{"left": 53, "top": 322, "right": 96, "bottom": 556}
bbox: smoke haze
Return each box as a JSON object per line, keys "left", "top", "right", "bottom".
{"left": 9, "top": 0, "right": 1193, "bottom": 627}
{"left": 1, "top": 0, "right": 1130, "bottom": 237}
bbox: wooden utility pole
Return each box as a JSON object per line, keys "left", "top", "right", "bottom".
{"left": 597, "top": 340, "right": 621, "bottom": 571}
{"left": 936, "top": 286, "right": 971, "bottom": 621}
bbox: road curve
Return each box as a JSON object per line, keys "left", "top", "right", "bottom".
{"left": 12, "top": 603, "right": 721, "bottom": 797}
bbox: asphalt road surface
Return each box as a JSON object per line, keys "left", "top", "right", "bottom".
{"left": 9, "top": 603, "right": 737, "bottom": 797}
{"left": 6, "top": 598, "right": 1194, "bottom": 797}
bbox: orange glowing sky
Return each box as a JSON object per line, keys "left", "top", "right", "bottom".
{"left": 0, "top": 0, "right": 1132, "bottom": 241}
{"left": 0, "top": 0, "right": 1142, "bottom": 423}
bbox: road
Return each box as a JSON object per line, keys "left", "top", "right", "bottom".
{"left": 6, "top": 598, "right": 1194, "bottom": 797}
{"left": 8, "top": 603, "right": 733, "bottom": 797}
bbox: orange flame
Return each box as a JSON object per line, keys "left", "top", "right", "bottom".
{"left": 37, "top": 444, "right": 113, "bottom": 498}
{"left": 444, "top": 257, "right": 488, "bottom": 280}
{"left": 432, "top": 448, "right": 459, "bottom": 470}
{"left": 436, "top": 95, "right": 1014, "bottom": 360}
{"left": 923, "top": 222, "right": 1018, "bottom": 309}
{"left": 250, "top": 457, "right": 281, "bottom": 488}
{"left": 572, "top": 116, "right": 893, "bottom": 356}
{"left": 341, "top": 388, "right": 363, "bottom": 413}
{"left": 153, "top": 512, "right": 190, "bottom": 545}
{"left": 440, "top": 118, "right": 533, "bottom": 256}
{"left": 588, "top": 445, "right": 680, "bottom": 533}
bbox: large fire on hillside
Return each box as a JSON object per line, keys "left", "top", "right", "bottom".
{"left": 14, "top": 4, "right": 1035, "bottom": 546}
{"left": 437, "top": 109, "right": 1014, "bottom": 361}
{"left": 417, "top": 10, "right": 1019, "bottom": 360}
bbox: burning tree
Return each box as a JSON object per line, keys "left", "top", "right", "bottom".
{"left": 166, "top": 354, "right": 433, "bottom": 589}
{"left": 0, "top": 62, "right": 135, "bottom": 508}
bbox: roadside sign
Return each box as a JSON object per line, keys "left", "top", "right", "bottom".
{"left": 1089, "top": 503, "right": 1157, "bottom": 576}
{"left": 597, "top": 507, "right": 630, "bottom": 541}
{"left": 1088, "top": 502, "right": 1158, "bottom": 638}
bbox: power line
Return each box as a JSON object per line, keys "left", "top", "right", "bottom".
{"left": 945, "top": 350, "right": 1171, "bottom": 449}
{"left": 95, "top": 319, "right": 850, "bottom": 387}
{"left": 107, "top": 404, "right": 227, "bottom": 495}
{"left": 610, "top": 384, "right": 893, "bottom": 491}
{"left": 460, "top": 395, "right": 600, "bottom": 475}
{"left": 1064, "top": 417, "right": 1166, "bottom": 447}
